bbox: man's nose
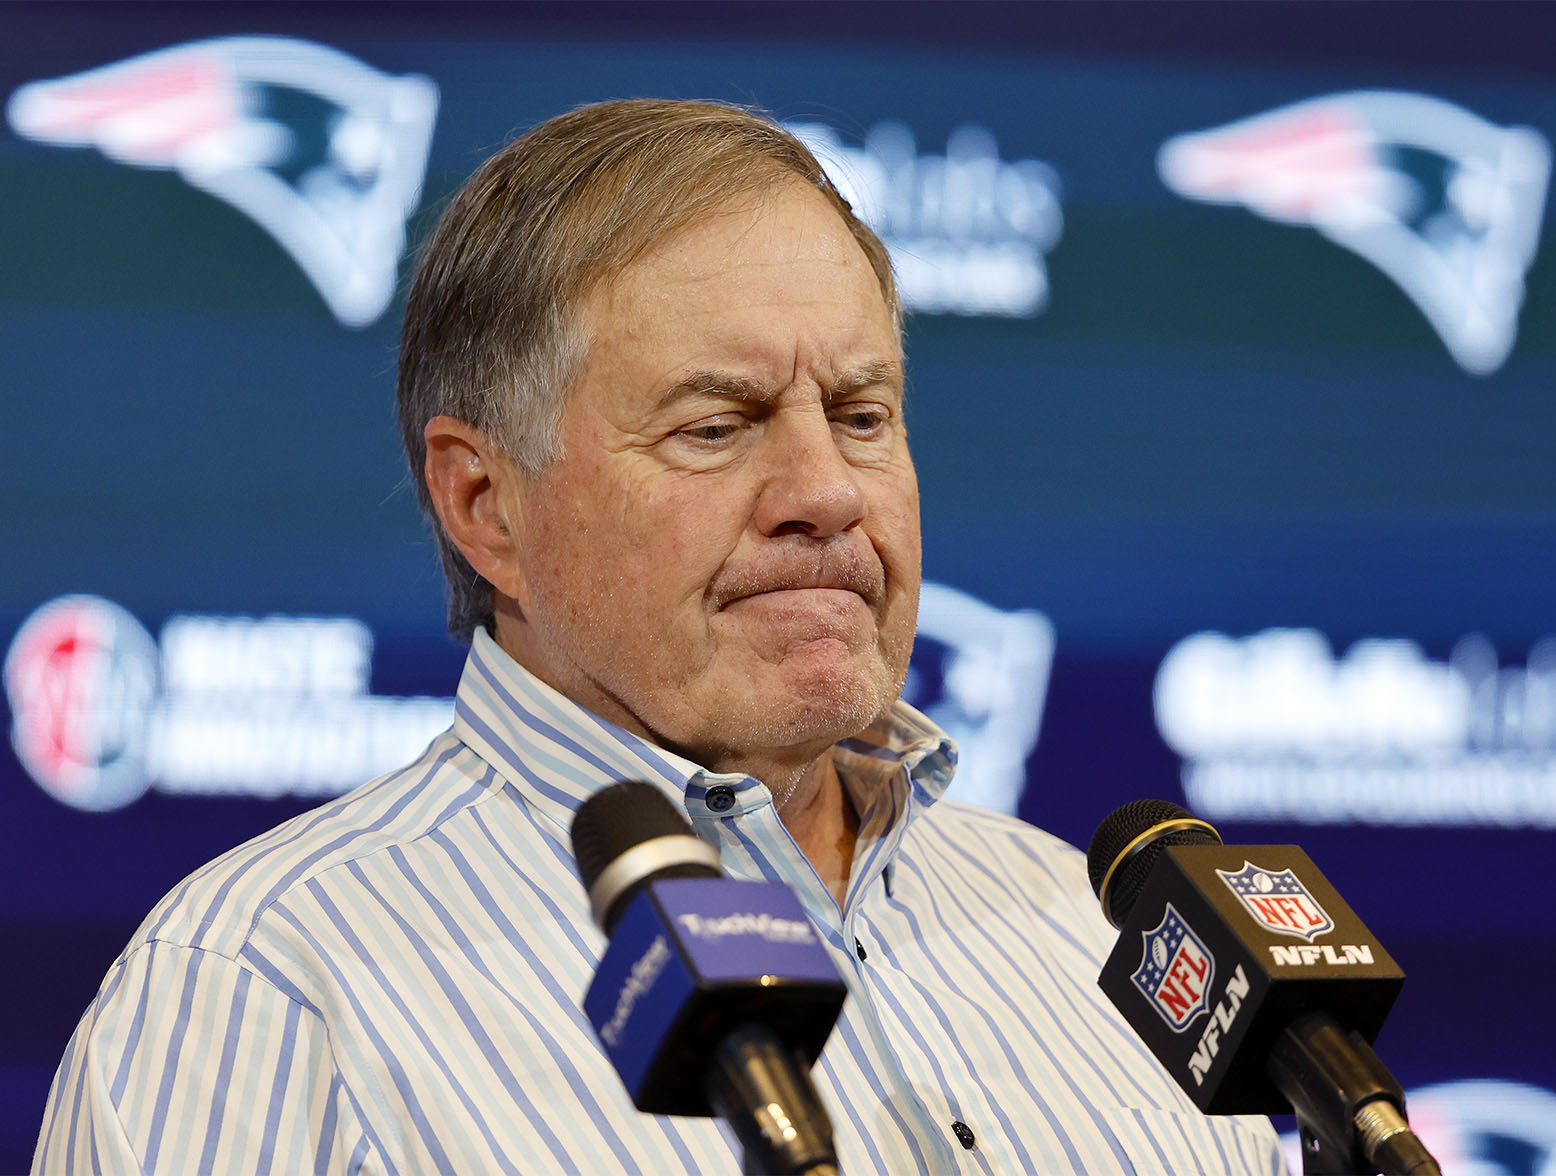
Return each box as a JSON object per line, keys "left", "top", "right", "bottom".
{"left": 752, "top": 407, "right": 867, "bottom": 539}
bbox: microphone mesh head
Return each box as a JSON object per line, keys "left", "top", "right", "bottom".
{"left": 1086, "top": 799, "right": 1221, "bottom": 928}
{"left": 571, "top": 780, "right": 694, "bottom": 892}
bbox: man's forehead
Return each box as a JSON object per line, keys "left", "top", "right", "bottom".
{"left": 584, "top": 179, "right": 888, "bottom": 312}
{"left": 571, "top": 180, "right": 901, "bottom": 412}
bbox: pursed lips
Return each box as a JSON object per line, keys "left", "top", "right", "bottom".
{"left": 714, "top": 584, "right": 875, "bottom": 647}
{"left": 708, "top": 559, "right": 885, "bottom": 613}
{"left": 723, "top": 586, "right": 870, "bottom": 615}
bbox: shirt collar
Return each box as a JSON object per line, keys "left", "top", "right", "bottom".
{"left": 453, "top": 625, "right": 958, "bottom": 835}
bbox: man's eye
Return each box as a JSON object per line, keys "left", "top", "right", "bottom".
{"left": 680, "top": 419, "right": 742, "bottom": 443}
{"left": 832, "top": 406, "right": 889, "bottom": 434}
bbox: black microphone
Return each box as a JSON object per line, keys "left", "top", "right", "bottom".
{"left": 571, "top": 780, "right": 845, "bottom": 1176}
{"left": 1087, "top": 799, "right": 1441, "bottom": 1176}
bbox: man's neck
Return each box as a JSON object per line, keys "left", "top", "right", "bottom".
{"left": 489, "top": 611, "right": 863, "bottom": 907}
{"left": 772, "top": 752, "right": 859, "bottom": 911}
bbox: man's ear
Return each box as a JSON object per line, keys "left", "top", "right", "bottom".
{"left": 422, "top": 416, "right": 530, "bottom": 602}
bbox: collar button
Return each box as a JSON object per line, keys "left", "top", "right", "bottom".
{"left": 705, "top": 785, "right": 737, "bottom": 813}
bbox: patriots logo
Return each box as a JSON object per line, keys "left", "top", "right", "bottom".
{"left": 6, "top": 37, "right": 438, "bottom": 328}
{"left": 1158, "top": 91, "right": 1550, "bottom": 376}
{"left": 906, "top": 581, "right": 1054, "bottom": 816}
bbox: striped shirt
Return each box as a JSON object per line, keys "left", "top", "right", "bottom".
{"left": 35, "top": 628, "right": 1286, "bottom": 1175}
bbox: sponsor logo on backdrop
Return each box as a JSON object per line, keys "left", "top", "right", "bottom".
{"left": 1131, "top": 902, "right": 1215, "bottom": 1031}
{"left": 6, "top": 37, "right": 438, "bottom": 327}
{"left": 7, "top": 583, "right": 1043, "bottom": 815}
{"left": 1156, "top": 628, "right": 1556, "bottom": 829}
{"left": 906, "top": 582, "right": 1054, "bottom": 815}
{"left": 1280, "top": 1079, "right": 1556, "bottom": 1176}
{"left": 4, "top": 596, "right": 160, "bottom": 812}
{"left": 4, "top": 594, "right": 454, "bottom": 812}
{"left": 790, "top": 120, "right": 1064, "bottom": 319}
{"left": 1216, "top": 862, "right": 1335, "bottom": 942}
{"left": 1159, "top": 91, "right": 1550, "bottom": 375}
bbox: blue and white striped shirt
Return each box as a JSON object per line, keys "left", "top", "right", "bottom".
{"left": 36, "top": 628, "right": 1285, "bottom": 1174}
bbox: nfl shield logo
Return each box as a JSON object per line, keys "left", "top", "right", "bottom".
{"left": 1131, "top": 903, "right": 1216, "bottom": 1032}
{"left": 1217, "top": 862, "right": 1335, "bottom": 942}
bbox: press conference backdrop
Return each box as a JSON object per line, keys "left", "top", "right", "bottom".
{"left": 4, "top": 3, "right": 1554, "bottom": 1170}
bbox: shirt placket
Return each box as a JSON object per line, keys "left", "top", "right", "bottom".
{"left": 690, "top": 773, "right": 974, "bottom": 1173}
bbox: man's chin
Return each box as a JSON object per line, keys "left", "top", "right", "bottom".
{"left": 753, "top": 658, "right": 898, "bottom": 746}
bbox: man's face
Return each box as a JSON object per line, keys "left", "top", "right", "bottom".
{"left": 498, "top": 178, "right": 920, "bottom": 774}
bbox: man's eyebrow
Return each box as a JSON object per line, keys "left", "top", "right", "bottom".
{"left": 653, "top": 360, "right": 903, "bottom": 411}
{"left": 829, "top": 359, "right": 904, "bottom": 398}
{"left": 654, "top": 371, "right": 771, "bottom": 411}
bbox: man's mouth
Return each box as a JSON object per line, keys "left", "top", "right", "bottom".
{"left": 709, "top": 557, "right": 884, "bottom": 612}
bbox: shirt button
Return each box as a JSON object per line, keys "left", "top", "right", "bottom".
{"left": 951, "top": 1121, "right": 976, "bottom": 1150}
{"left": 854, "top": 937, "right": 868, "bottom": 962}
{"left": 705, "top": 785, "right": 736, "bottom": 812}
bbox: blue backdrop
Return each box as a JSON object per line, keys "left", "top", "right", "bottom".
{"left": 4, "top": 3, "right": 1554, "bottom": 1170}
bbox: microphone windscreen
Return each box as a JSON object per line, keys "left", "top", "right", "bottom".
{"left": 1087, "top": 798, "right": 1222, "bottom": 928}
{"left": 572, "top": 781, "right": 694, "bottom": 892}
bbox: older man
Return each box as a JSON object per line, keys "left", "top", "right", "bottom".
{"left": 35, "top": 101, "right": 1285, "bottom": 1174}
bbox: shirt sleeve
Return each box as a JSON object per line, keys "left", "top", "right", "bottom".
{"left": 33, "top": 939, "right": 379, "bottom": 1175}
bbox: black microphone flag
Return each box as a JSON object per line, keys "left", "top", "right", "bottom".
{"left": 1089, "top": 802, "right": 1404, "bottom": 1114}
{"left": 1088, "top": 800, "right": 1442, "bottom": 1176}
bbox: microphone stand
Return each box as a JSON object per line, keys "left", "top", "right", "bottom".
{"left": 704, "top": 1024, "right": 839, "bottom": 1176}
{"left": 1268, "top": 1012, "right": 1440, "bottom": 1176}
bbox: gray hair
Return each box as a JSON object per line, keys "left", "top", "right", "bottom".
{"left": 396, "top": 98, "right": 900, "bottom": 641}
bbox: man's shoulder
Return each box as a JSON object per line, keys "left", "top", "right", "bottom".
{"left": 125, "top": 729, "right": 492, "bottom": 962}
{"left": 919, "top": 795, "right": 1086, "bottom": 864}
{"left": 906, "top": 796, "right": 1114, "bottom": 935}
